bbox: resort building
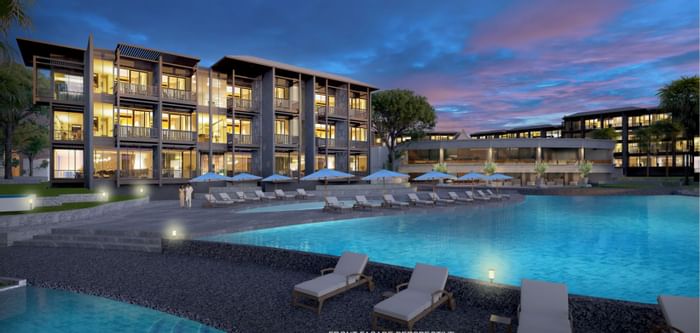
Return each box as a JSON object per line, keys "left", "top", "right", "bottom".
{"left": 470, "top": 107, "right": 699, "bottom": 177}
{"left": 398, "top": 138, "right": 617, "bottom": 185}
{"left": 17, "top": 37, "right": 377, "bottom": 188}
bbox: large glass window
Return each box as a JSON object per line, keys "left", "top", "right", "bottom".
{"left": 351, "top": 127, "right": 367, "bottom": 141}
{"left": 584, "top": 119, "right": 600, "bottom": 129}
{"left": 542, "top": 148, "right": 578, "bottom": 164}
{"left": 209, "top": 76, "right": 226, "bottom": 107}
{"left": 201, "top": 153, "right": 225, "bottom": 175}
{"left": 120, "top": 148, "right": 153, "bottom": 179}
{"left": 93, "top": 58, "right": 114, "bottom": 94}
{"left": 629, "top": 115, "right": 650, "bottom": 127}
{"left": 117, "top": 108, "right": 153, "bottom": 128}
{"left": 603, "top": 117, "right": 622, "bottom": 128}
{"left": 162, "top": 150, "right": 194, "bottom": 178}
{"left": 93, "top": 102, "right": 114, "bottom": 137}
{"left": 275, "top": 86, "right": 288, "bottom": 100}
{"left": 162, "top": 112, "right": 192, "bottom": 131}
{"left": 197, "top": 113, "right": 209, "bottom": 142}
{"left": 118, "top": 68, "right": 148, "bottom": 86}
{"left": 232, "top": 152, "right": 252, "bottom": 173}
{"left": 211, "top": 113, "right": 227, "bottom": 144}
{"left": 493, "top": 148, "right": 536, "bottom": 163}
{"left": 275, "top": 152, "right": 299, "bottom": 176}
{"left": 349, "top": 97, "right": 367, "bottom": 110}
{"left": 315, "top": 123, "right": 336, "bottom": 139}
{"left": 444, "top": 148, "right": 488, "bottom": 163}
{"left": 407, "top": 149, "right": 439, "bottom": 164}
{"left": 93, "top": 149, "right": 117, "bottom": 178}
{"left": 275, "top": 119, "right": 289, "bottom": 135}
{"left": 349, "top": 155, "right": 368, "bottom": 172}
{"left": 54, "top": 72, "right": 84, "bottom": 101}
{"left": 315, "top": 155, "right": 336, "bottom": 170}
{"left": 53, "top": 149, "right": 83, "bottom": 179}
{"left": 54, "top": 111, "right": 83, "bottom": 141}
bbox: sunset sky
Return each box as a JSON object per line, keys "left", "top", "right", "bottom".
{"left": 12, "top": 0, "right": 699, "bottom": 134}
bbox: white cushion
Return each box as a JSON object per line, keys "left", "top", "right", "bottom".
{"left": 520, "top": 279, "right": 569, "bottom": 319}
{"left": 408, "top": 263, "right": 448, "bottom": 302}
{"left": 517, "top": 312, "right": 571, "bottom": 333}
{"left": 374, "top": 289, "right": 433, "bottom": 321}
{"left": 335, "top": 252, "right": 368, "bottom": 277}
{"left": 659, "top": 295, "right": 700, "bottom": 333}
{"left": 294, "top": 273, "right": 347, "bottom": 297}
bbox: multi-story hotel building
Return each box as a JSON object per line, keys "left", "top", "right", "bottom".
{"left": 18, "top": 37, "right": 377, "bottom": 188}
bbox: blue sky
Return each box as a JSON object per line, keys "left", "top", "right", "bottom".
{"left": 10, "top": 0, "right": 699, "bottom": 133}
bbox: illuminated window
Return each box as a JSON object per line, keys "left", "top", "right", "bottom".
{"left": 349, "top": 155, "right": 368, "bottom": 172}
{"left": 162, "top": 74, "right": 186, "bottom": 90}
{"left": 94, "top": 149, "right": 116, "bottom": 178}
{"left": 234, "top": 86, "right": 252, "bottom": 100}
{"left": 162, "top": 112, "right": 192, "bottom": 131}
{"left": 53, "top": 149, "right": 83, "bottom": 179}
{"left": 93, "top": 58, "right": 114, "bottom": 94}
{"left": 275, "top": 87, "right": 288, "bottom": 99}
{"left": 350, "top": 97, "right": 367, "bottom": 110}
{"left": 351, "top": 127, "right": 367, "bottom": 141}
{"left": 585, "top": 119, "right": 600, "bottom": 129}
{"left": 117, "top": 108, "right": 153, "bottom": 128}
{"left": 93, "top": 103, "right": 114, "bottom": 137}
{"left": 315, "top": 155, "right": 336, "bottom": 170}
{"left": 315, "top": 123, "right": 335, "bottom": 139}
{"left": 54, "top": 111, "right": 83, "bottom": 141}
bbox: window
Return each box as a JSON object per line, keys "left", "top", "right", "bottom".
{"left": 94, "top": 149, "right": 117, "bottom": 178}
{"left": 603, "top": 117, "right": 622, "bottom": 128}
{"left": 349, "top": 97, "right": 367, "bottom": 110}
{"left": 275, "top": 119, "right": 289, "bottom": 135}
{"left": 211, "top": 113, "right": 227, "bottom": 144}
{"left": 275, "top": 152, "right": 299, "bottom": 176}
{"left": 546, "top": 130, "right": 561, "bottom": 138}
{"left": 315, "top": 123, "right": 336, "bottom": 139}
{"left": 200, "top": 153, "right": 225, "bottom": 175}
{"left": 54, "top": 149, "right": 83, "bottom": 179}
{"left": 93, "top": 58, "right": 114, "bottom": 94}
{"left": 117, "top": 108, "right": 153, "bottom": 128}
{"left": 351, "top": 127, "right": 367, "bottom": 142}
{"left": 232, "top": 152, "right": 252, "bottom": 173}
{"left": 443, "top": 148, "right": 488, "bottom": 163}
{"left": 349, "top": 155, "right": 368, "bottom": 172}
{"left": 197, "top": 113, "right": 209, "bottom": 142}
{"left": 162, "top": 112, "right": 192, "bottom": 131}
{"left": 315, "top": 155, "right": 336, "bottom": 170}
{"left": 493, "top": 148, "right": 536, "bottom": 163}
{"left": 54, "top": 111, "right": 83, "bottom": 141}
{"left": 407, "top": 150, "right": 439, "bottom": 164}
{"left": 628, "top": 115, "right": 650, "bottom": 127}
{"left": 531, "top": 131, "right": 541, "bottom": 138}
{"left": 53, "top": 72, "right": 83, "bottom": 100}
{"left": 120, "top": 148, "right": 153, "bottom": 179}
{"left": 585, "top": 119, "right": 600, "bottom": 129}
{"left": 93, "top": 103, "right": 114, "bottom": 137}
{"left": 209, "top": 76, "right": 226, "bottom": 107}
{"left": 162, "top": 74, "right": 186, "bottom": 90}
{"left": 118, "top": 68, "right": 148, "bottom": 86}
{"left": 651, "top": 113, "right": 671, "bottom": 124}
{"left": 229, "top": 118, "right": 252, "bottom": 136}
{"left": 275, "top": 86, "right": 288, "bottom": 100}
{"left": 613, "top": 158, "right": 623, "bottom": 168}
{"left": 234, "top": 86, "right": 252, "bottom": 100}
{"left": 162, "top": 150, "right": 194, "bottom": 178}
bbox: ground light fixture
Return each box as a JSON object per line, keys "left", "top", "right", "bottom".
{"left": 171, "top": 230, "right": 177, "bottom": 237}
{"left": 101, "top": 192, "right": 108, "bottom": 200}
{"left": 488, "top": 268, "right": 496, "bottom": 283}
{"left": 28, "top": 198, "right": 33, "bottom": 210}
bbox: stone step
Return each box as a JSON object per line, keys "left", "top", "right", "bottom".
{"left": 33, "top": 234, "right": 161, "bottom": 245}
{"left": 12, "top": 239, "right": 162, "bottom": 253}
{"left": 50, "top": 228, "right": 161, "bottom": 238}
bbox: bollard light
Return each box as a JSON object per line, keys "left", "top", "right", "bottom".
{"left": 172, "top": 230, "right": 177, "bottom": 237}
{"left": 28, "top": 198, "right": 33, "bottom": 210}
{"left": 488, "top": 268, "right": 496, "bottom": 283}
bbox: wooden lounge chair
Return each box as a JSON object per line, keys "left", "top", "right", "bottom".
{"left": 218, "top": 192, "right": 244, "bottom": 203}
{"left": 407, "top": 193, "right": 435, "bottom": 206}
{"left": 324, "top": 196, "right": 350, "bottom": 212}
{"left": 203, "top": 193, "right": 236, "bottom": 207}
{"left": 354, "top": 195, "right": 381, "bottom": 210}
{"left": 293, "top": 252, "right": 374, "bottom": 314}
{"left": 372, "top": 263, "right": 455, "bottom": 330}
{"left": 478, "top": 190, "right": 502, "bottom": 200}
{"left": 487, "top": 189, "right": 510, "bottom": 199}
{"left": 653, "top": 295, "right": 699, "bottom": 333}
{"left": 275, "top": 189, "right": 296, "bottom": 200}
{"left": 517, "top": 279, "right": 572, "bottom": 333}
{"left": 296, "top": 188, "right": 315, "bottom": 199}
{"left": 448, "top": 192, "right": 472, "bottom": 203}
{"left": 466, "top": 190, "right": 489, "bottom": 201}
{"left": 255, "top": 190, "right": 276, "bottom": 200}
{"left": 236, "top": 191, "right": 260, "bottom": 201}
{"left": 428, "top": 192, "right": 454, "bottom": 205}
{"left": 383, "top": 194, "right": 409, "bottom": 209}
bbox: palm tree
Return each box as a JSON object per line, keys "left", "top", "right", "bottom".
{"left": 650, "top": 119, "right": 683, "bottom": 177}
{"left": 0, "top": 0, "right": 32, "bottom": 63}
{"left": 589, "top": 127, "right": 619, "bottom": 140}
{"left": 634, "top": 127, "right": 655, "bottom": 177}
{"left": 657, "top": 76, "right": 699, "bottom": 184}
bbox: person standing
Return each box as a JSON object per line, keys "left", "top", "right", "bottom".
{"left": 178, "top": 185, "right": 185, "bottom": 208}
{"left": 185, "top": 184, "right": 193, "bottom": 208}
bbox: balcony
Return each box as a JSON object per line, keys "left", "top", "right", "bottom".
{"left": 161, "top": 88, "right": 196, "bottom": 103}
{"left": 54, "top": 129, "right": 83, "bottom": 142}
{"left": 115, "top": 125, "right": 158, "bottom": 139}
{"left": 316, "top": 137, "right": 343, "bottom": 148}
{"left": 316, "top": 106, "right": 346, "bottom": 118}
{"left": 119, "top": 169, "right": 153, "bottom": 179}
{"left": 275, "top": 98, "right": 299, "bottom": 113}
{"left": 227, "top": 97, "right": 256, "bottom": 112}
{"left": 227, "top": 133, "right": 256, "bottom": 145}
{"left": 350, "top": 108, "right": 368, "bottom": 120}
{"left": 274, "top": 134, "right": 299, "bottom": 145}
{"left": 350, "top": 140, "right": 368, "bottom": 149}
{"left": 37, "top": 86, "right": 84, "bottom": 103}
{"left": 116, "top": 82, "right": 157, "bottom": 97}
{"left": 161, "top": 168, "right": 193, "bottom": 179}
{"left": 162, "top": 129, "right": 196, "bottom": 142}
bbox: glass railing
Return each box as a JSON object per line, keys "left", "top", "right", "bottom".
{"left": 162, "top": 88, "right": 195, "bottom": 102}
{"left": 162, "top": 129, "right": 196, "bottom": 142}
{"left": 116, "top": 82, "right": 156, "bottom": 97}
{"left": 37, "top": 87, "right": 84, "bottom": 102}
{"left": 228, "top": 133, "right": 255, "bottom": 145}
{"left": 274, "top": 134, "right": 298, "bottom": 145}
{"left": 350, "top": 108, "right": 368, "bottom": 119}
{"left": 350, "top": 140, "right": 368, "bottom": 149}
{"left": 54, "top": 170, "right": 84, "bottom": 179}
{"left": 161, "top": 168, "right": 192, "bottom": 179}
{"left": 316, "top": 106, "right": 346, "bottom": 117}
{"left": 54, "top": 129, "right": 83, "bottom": 141}
{"left": 316, "top": 137, "right": 339, "bottom": 147}
{"left": 275, "top": 99, "right": 299, "bottom": 112}
{"left": 119, "top": 169, "right": 153, "bottom": 179}
{"left": 116, "top": 125, "right": 157, "bottom": 138}
{"left": 227, "top": 97, "right": 255, "bottom": 111}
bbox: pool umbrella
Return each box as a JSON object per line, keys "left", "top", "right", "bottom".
{"left": 485, "top": 173, "right": 513, "bottom": 195}
{"left": 362, "top": 169, "right": 410, "bottom": 193}
{"left": 230, "top": 172, "right": 262, "bottom": 182}
{"left": 414, "top": 171, "right": 456, "bottom": 192}
{"left": 301, "top": 168, "right": 354, "bottom": 196}
{"left": 458, "top": 171, "right": 485, "bottom": 192}
{"left": 189, "top": 172, "right": 234, "bottom": 195}
{"left": 262, "top": 174, "right": 293, "bottom": 191}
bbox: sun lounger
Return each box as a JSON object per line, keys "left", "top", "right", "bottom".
{"left": 217, "top": 192, "right": 244, "bottom": 203}
{"left": 478, "top": 190, "right": 502, "bottom": 200}
{"left": 255, "top": 190, "right": 276, "bottom": 200}
{"left": 296, "top": 188, "right": 315, "bottom": 199}
{"left": 466, "top": 190, "right": 489, "bottom": 201}
{"left": 203, "top": 193, "right": 236, "bottom": 207}
{"left": 448, "top": 192, "right": 472, "bottom": 203}
{"left": 372, "top": 263, "right": 455, "bottom": 330}
{"left": 486, "top": 189, "right": 509, "bottom": 199}
{"left": 236, "top": 191, "right": 260, "bottom": 201}
{"left": 407, "top": 193, "right": 435, "bottom": 206}
{"left": 275, "top": 189, "right": 296, "bottom": 200}
{"left": 293, "top": 251, "right": 374, "bottom": 314}
{"left": 655, "top": 295, "right": 699, "bottom": 333}
{"left": 383, "top": 194, "right": 409, "bottom": 209}
{"left": 324, "top": 196, "right": 350, "bottom": 212}
{"left": 517, "top": 279, "right": 572, "bottom": 333}
{"left": 354, "top": 195, "right": 381, "bottom": 210}
{"left": 428, "top": 192, "right": 454, "bottom": 204}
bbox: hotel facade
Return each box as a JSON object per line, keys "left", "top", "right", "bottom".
{"left": 18, "top": 37, "right": 377, "bottom": 188}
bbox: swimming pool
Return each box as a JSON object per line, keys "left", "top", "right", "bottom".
{"left": 237, "top": 200, "right": 359, "bottom": 213}
{"left": 205, "top": 195, "right": 699, "bottom": 303}
{"left": 0, "top": 287, "right": 222, "bottom": 332}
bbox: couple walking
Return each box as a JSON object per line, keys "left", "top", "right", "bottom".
{"left": 179, "top": 184, "right": 193, "bottom": 208}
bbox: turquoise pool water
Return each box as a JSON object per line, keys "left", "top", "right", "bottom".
{"left": 0, "top": 287, "right": 222, "bottom": 332}
{"left": 206, "top": 195, "right": 699, "bottom": 303}
{"left": 237, "top": 200, "right": 359, "bottom": 213}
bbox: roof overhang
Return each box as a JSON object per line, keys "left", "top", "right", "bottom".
{"left": 399, "top": 138, "right": 615, "bottom": 150}
{"left": 16, "top": 38, "right": 85, "bottom": 66}
{"left": 116, "top": 43, "right": 199, "bottom": 67}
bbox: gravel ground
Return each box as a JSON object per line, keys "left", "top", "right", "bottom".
{"left": 0, "top": 247, "right": 497, "bottom": 333}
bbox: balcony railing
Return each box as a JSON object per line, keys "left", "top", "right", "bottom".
{"left": 161, "top": 168, "right": 192, "bottom": 179}
{"left": 226, "top": 97, "right": 255, "bottom": 111}
{"left": 228, "top": 133, "right": 256, "bottom": 145}
{"left": 316, "top": 137, "right": 342, "bottom": 148}
{"left": 316, "top": 106, "right": 346, "bottom": 118}
{"left": 116, "top": 125, "right": 157, "bottom": 139}
{"left": 274, "top": 134, "right": 299, "bottom": 145}
{"left": 119, "top": 169, "right": 153, "bottom": 179}
{"left": 116, "top": 82, "right": 156, "bottom": 97}
{"left": 350, "top": 108, "right": 368, "bottom": 119}
{"left": 54, "top": 129, "right": 83, "bottom": 141}
{"left": 37, "top": 87, "right": 84, "bottom": 103}
{"left": 162, "top": 129, "right": 196, "bottom": 142}
{"left": 161, "top": 88, "right": 196, "bottom": 102}
{"left": 350, "top": 140, "right": 368, "bottom": 149}
{"left": 275, "top": 98, "right": 299, "bottom": 112}
{"left": 54, "top": 170, "right": 83, "bottom": 179}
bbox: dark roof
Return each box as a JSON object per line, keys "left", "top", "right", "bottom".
{"left": 563, "top": 106, "right": 659, "bottom": 119}
{"left": 212, "top": 55, "right": 378, "bottom": 90}
{"left": 116, "top": 43, "right": 199, "bottom": 67}
{"left": 471, "top": 123, "right": 562, "bottom": 136}
{"left": 16, "top": 38, "right": 85, "bottom": 66}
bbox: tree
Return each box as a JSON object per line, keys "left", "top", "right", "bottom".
{"left": 578, "top": 160, "right": 592, "bottom": 185}
{"left": 534, "top": 161, "right": 548, "bottom": 187}
{"left": 0, "top": 63, "right": 45, "bottom": 179}
{"left": 634, "top": 127, "right": 655, "bottom": 177}
{"left": 0, "top": 0, "right": 32, "bottom": 63}
{"left": 589, "top": 127, "right": 619, "bottom": 140}
{"left": 483, "top": 161, "right": 496, "bottom": 175}
{"left": 649, "top": 119, "right": 683, "bottom": 177}
{"left": 432, "top": 163, "right": 448, "bottom": 173}
{"left": 657, "top": 75, "right": 699, "bottom": 184}
{"left": 372, "top": 89, "right": 436, "bottom": 170}
{"left": 13, "top": 121, "right": 48, "bottom": 176}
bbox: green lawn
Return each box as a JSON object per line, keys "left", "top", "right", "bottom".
{"left": 0, "top": 194, "right": 141, "bottom": 216}
{"left": 0, "top": 183, "right": 94, "bottom": 197}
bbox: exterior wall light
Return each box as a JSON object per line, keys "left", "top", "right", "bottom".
{"left": 488, "top": 268, "right": 496, "bottom": 283}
